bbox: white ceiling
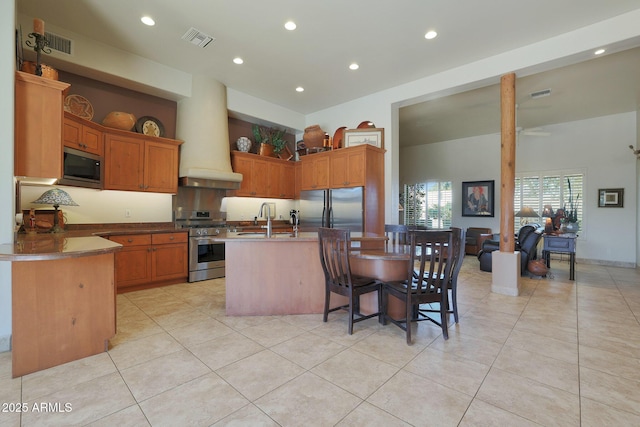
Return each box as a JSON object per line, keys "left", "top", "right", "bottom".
{"left": 400, "top": 46, "right": 640, "bottom": 146}
{"left": 17, "top": 0, "right": 640, "bottom": 143}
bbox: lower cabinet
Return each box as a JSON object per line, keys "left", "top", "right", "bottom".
{"left": 11, "top": 253, "right": 116, "bottom": 377}
{"left": 110, "top": 232, "right": 188, "bottom": 292}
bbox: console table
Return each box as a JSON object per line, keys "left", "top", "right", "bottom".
{"left": 542, "top": 233, "right": 577, "bottom": 280}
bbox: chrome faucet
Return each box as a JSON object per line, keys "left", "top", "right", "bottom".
{"left": 258, "top": 202, "right": 273, "bottom": 237}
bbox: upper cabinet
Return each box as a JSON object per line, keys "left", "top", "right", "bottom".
{"left": 63, "top": 112, "right": 103, "bottom": 156}
{"left": 329, "top": 147, "right": 366, "bottom": 188}
{"left": 14, "top": 71, "right": 70, "bottom": 178}
{"left": 299, "top": 151, "right": 330, "bottom": 191}
{"left": 230, "top": 151, "right": 294, "bottom": 199}
{"left": 104, "top": 131, "right": 180, "bottom": 193}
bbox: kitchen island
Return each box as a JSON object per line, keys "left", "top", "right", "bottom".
{"left": 1, "top": 234, "right": 122, "bottom": 377}
{"left": 217, "top": 231, "right": 384, "bottom": 316}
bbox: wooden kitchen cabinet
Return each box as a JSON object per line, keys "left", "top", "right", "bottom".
{"left": 110, "top": 232, "right": 187, "bottom": 292}
{"left": 12, "top": 252, "right": 116, "bottom": 377}
{"left": 267, "top": 159, "right": 295, "bottom": 198}
{"left": 299, "top": 151, "right": 330, "bottom": 190}
{"left": 14, "top": 71, "right": 70, "bottom": 179}
{"left": 151, "top": 232, "right": 189, "bottom": 282}
{"left": 63, "top": 112, "right": 104, "bottom": 156}
{"left": 297, "top": 144, "right": 385, "bottom": 235}
{"left": 329, "top": 146, "right": 366, "bottom": 188}
{"left": 230, "top": 151, "right": 295, "bottom": 199}
{"left": 230, "top": 152, "right": 269, "bottom": 197}
{"left": 104, "top": 131, "right": 179, "bottom": 193}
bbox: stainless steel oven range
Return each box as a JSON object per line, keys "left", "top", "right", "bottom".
{"left": 175, "top": 210, "right": 226, "bottom": 282}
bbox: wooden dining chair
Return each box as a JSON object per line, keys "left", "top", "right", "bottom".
{"left": 317, "top": 227, "right": 382, "bottom": 334}
{"left": 384, "top": 224, "right": 409, "bottom": 247}
{"left": 416, "top": 227, "right": 465, "bottom": 323}
{"left": 381, "top": 229, "right": 458, "bottom": 344}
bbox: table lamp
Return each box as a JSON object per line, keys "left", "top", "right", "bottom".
{"left": 514, "top": 206, "right": 539, "bottom": 225}
{"left": 32, "top": 188, "right": 78, "bottom": 233}
{"left": 541, "top": 205, "right": 555, "bottom": 233}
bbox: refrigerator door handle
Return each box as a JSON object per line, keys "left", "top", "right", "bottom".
{"left": 329, "top": 206, "right": 334, "bottom": 228}
{"left": 322, "top": 206, "right": 326, "bottom": 227}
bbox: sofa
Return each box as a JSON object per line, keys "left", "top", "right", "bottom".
{"left": 477, "top": 224, "right": 543, "bottom": 275}
{"left": 465, "top": 227, "right": 493, "bottom": 255}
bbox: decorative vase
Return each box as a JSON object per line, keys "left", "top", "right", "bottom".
{"left": 236, "top": 137, "right": 252, "bottom": 152}
{"left": 562, "top": 222, "right": 579, "bottom": 233}
{"left": 303, "top": 125, "right": 325, "bottom": 148}
{"left": 259, "top": 142, "right": 275, "bottom": 157}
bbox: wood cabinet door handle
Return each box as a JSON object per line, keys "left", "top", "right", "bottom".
{"left": 127, "top": 238, "right": 133, "bottom": 243}
{"left": 169, "top": 236, "right": 174, "bottom": 240}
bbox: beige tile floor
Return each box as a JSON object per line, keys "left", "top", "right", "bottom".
{"left": 2, "top": 257, "right": 640, "bottom": 426}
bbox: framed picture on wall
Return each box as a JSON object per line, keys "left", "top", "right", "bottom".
{"left": 343, "top": 128, "right": 384, "bottom": 149}
{"left": 462, "top": 180, "right": 495, "bottom": 217}
{"left": 598, "top": 188, "right": 624, "bottom": 207}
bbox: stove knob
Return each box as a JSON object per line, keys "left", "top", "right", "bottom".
{"left": 195, "top": 229, "right": 202, "bottom": 236}
{"left": 201, "top": 229, "right": 208, "bottom": 236}
{"left": 215, "top": 228, "right": 220, "bottom": 235}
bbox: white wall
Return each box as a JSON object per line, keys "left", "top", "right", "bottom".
{"left": 19, "top": 185, "right": 172, "bottom": 224}
{"left": 400, "top": 113, "right": 637, "bottom": 265}
{"left": 224, "top": 197, "right": 297, "bottom": 223}
{"left": 0, "top": 1, "right": 15, "bottom": 352}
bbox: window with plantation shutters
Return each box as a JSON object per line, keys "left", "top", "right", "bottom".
{"left": 514, "top": 171, "right": 584, "bottom": 234}
{"left": 403, "top": 183, "right": 426, "bottom": 227}
{"left": 403, "top": 181, "right": 452, "bottom": 228}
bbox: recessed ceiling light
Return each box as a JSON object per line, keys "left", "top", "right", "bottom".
{"left": 284, "top": 21, "right": 297, "bottom": 31}
{"left": 594, "top": 48, "right": 606, "bottom": 55}
{"left": 349, "top": 63, "right": 359, "bottom": 70}
{"left": 296, "top": 86, "right": 304, "bottom": 92}
{"left": 233, "top": 57, "right": 244, "bottom": 65}
{"left": 141, "top": 16, "right": 155, "bottom": 26}
{"left": 424, "top": 30, "right": 437, "bottom": 40}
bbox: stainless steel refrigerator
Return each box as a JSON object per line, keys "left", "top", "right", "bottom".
{"left": 299, "top": 187, "right": 364, "bottom": 232}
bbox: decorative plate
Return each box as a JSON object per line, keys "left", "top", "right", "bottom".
{"left": 332, "top": 126, "right": 347, "bottom": 149}
{"left": 64, "top": 94, "right": 94, "bottom": 120}
{"left": 135, "top": 116, "right": 165, "bottom": 137}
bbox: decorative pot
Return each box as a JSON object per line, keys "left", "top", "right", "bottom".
{"left": 562, "top": 222, "right": 579, "bottom": 234}
{"left": 303, "top": 125, "right": 325, "bottom": 148}
{"left": 102, "top": 111, "right": 136, "bottom": 131}
{"left": 236, "top": 137, "right": 252, "bottom": 152}
{"left": 21, "top": 61, "right": 59, "bottom": 80}
{"left": 259, "top": 142, "right": 275, "bottom": 157}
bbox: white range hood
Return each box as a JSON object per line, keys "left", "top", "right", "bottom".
{"left": 176, "top": 74, "right": 242, "bottom": 188}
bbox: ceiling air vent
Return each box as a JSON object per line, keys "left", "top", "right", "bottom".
{"left": 181, "top": 27, "right": 215, "bottom": 48}
{"left": 530, "top": 88, "right": 552, "bottom": 99}
{"left": 44, "top": 31, "right": 73, "bottom": 55}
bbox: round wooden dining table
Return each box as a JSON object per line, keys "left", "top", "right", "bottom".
{"left": 349, "top": 244, "right": 411, "bottom": 319}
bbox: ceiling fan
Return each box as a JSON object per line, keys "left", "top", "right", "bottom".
{"left": 517, "top": 126, "right": 551, "bottom": 137}
{"left": 515, "top": 92, "right": 552, "bottom": 137}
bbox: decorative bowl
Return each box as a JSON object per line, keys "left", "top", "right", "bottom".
{"left": 102, "top": 111, "right": 136, "bottom": 131}
{"left": 236, "top": 137, "right": 252, "bottom": 152}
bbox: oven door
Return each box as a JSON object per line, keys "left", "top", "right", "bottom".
{"left": 189, "top": 237, "right": 225, "bottom": 282}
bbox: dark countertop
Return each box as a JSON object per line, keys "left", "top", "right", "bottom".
{"left": 1, "top": 223, "right": 185, "bottom": 261}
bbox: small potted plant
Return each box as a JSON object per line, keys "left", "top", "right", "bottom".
{"left": 561, "top": 178, "right": 580, "bottom": 233}
{"left": 252, "top": 124, "right": 287, "bottom": 157}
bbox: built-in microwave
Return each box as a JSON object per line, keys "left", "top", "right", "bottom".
{"left": 58, "top": 147, "right": 103, "bottom": 189}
